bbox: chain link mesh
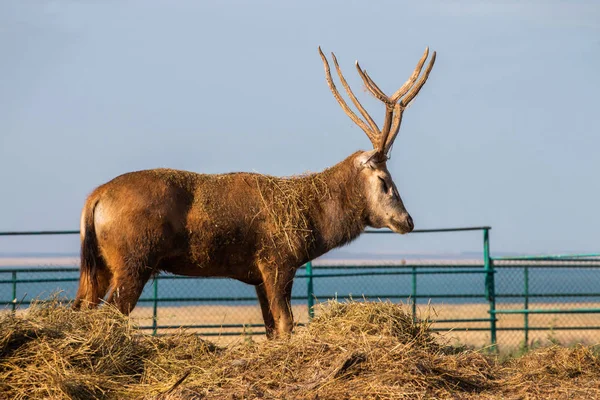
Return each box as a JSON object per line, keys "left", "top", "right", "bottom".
{"left": 2, "top": 259, "right": 600, "bottom": 350}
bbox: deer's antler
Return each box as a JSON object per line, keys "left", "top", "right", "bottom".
{"left": 319, "top": 47, "right": 436, "bottom": 156}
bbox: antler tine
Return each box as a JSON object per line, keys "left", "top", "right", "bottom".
{"left": 400, "top": 51, "right": 436, "bottom": 107}
{"left": 363, "top": 70, "right": 388, "bottom": 102}
{"left": 378, "top": 103, "right": 395, "bottom": 153}
{"left": 390, "top": 47, "right": 430, "bottom": 103}
{"left": 330, "top": 53, "right": 381, "bottom": 142}
{"left": 383, "top": 50, "right": 436, "bottom": 154}
{"left": 318, "top": 47, "right": 378, "bottom": 147}
{"left": 383, "top": 103, "right": 404, "bottom": 154}
{"left": 354, "top": 60, "right": 395, "bottom": 153}
{"left": 355, "top": 61, "right": 389, "bottom": 104}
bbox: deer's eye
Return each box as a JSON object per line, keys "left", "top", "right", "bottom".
{"left": 378, "top": 177, "right": 389, "bottom": 193}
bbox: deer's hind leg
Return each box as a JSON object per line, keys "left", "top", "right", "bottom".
{"left": 257, "top": 263, "right": 295, "bottom": 338}
{"left": 103, "top": 250, "right": 156, "bottom": 315}
{"left": 72, "top": 263, "right": 112, "bottom": 310}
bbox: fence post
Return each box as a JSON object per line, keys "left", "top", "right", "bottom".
{"left": 524, "top": 266, "right": 529, "bottom": 347}
{"left": 306, "top": 262, "right": 314, "bottom": 320}
{"left": 411, "top": 265, "right": 417, "bottom": 322}
{"left": 152, "top": 277, "right": 158, "bottom": 336}
{"left": 483, "top": 228, "right": 497, "bottom": 348}
{"left": 11, "top": 271, "right": 17, "bottom": 313}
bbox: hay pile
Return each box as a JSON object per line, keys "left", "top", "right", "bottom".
{"left": 1, "top": 299, "right": 599, "bottom": 399}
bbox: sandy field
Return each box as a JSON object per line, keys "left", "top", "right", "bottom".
{"left": 123, "top": 300, "right": 600, "bottom": 350}
{"left": 2, "top": 254, "right": 598, "bottom": 350}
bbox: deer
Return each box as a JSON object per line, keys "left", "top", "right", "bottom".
{"left": 72, "top": 47, "right": 436, "bottom": 339}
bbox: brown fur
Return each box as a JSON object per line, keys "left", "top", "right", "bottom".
{"left": 73, "top": 151, "right": 383, "bottom": 337}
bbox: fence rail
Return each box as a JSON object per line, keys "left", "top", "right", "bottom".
{"left": 2, "top": 226, "right": 600, "bottom": 351}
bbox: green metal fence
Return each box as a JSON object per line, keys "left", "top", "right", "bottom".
{"left": 491, "top": 254, "right": 600, "bottom": 350}
{"left": 2, "top": 227, "right": 600, "bottom": 351}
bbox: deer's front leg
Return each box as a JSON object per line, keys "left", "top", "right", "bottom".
{"left": 258, "top": 264, "right": 295, "bottom": 338}
{"left": 255, "top": 283, "right": 276, "bottom": 339}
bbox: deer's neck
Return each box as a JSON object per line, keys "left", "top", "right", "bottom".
{"left": 304, "top": 153, "right": 367, "bottom": 258}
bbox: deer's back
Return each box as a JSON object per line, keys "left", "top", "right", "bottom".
{"left": 86, "top": 168, "right": 307, "bottom": 280}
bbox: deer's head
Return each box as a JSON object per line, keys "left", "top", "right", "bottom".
{"left": 319, "top": 47, "right": 436, "bottom": 234}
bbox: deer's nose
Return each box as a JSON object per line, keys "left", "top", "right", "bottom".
{"left": 405, "top": 214, "right": 414, "bottom": 232}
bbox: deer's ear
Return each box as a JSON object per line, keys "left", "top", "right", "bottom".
{"left": 356, "top": 150, "right": 384, "bottom": 169}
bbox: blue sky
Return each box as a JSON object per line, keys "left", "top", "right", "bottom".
{"left": 1, "top": 1, "right": 599, "bottom": 256}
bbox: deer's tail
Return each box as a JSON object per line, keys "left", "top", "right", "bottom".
{"left": 72, "top": 197, "right": 102, "bottom": 309}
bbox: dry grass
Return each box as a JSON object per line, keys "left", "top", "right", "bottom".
{"left": 254, "top": 173, "right": 331, "bottom": 259}
{"left": 1, "top": 297, "right": 600, "bottom": 399}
